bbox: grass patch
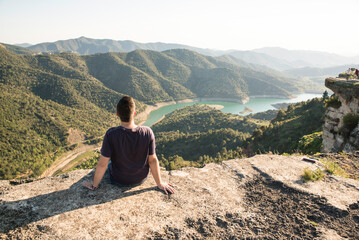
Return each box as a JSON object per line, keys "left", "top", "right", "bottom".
{"left": 302, "top": 167, "right": 324, "bottom": 182}
{"left": 321, "top": 160, "right": 349, "bottom": 178}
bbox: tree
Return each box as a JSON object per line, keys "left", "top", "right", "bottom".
{"left": 322, "top": 90, "right": 329, "bottom": 100}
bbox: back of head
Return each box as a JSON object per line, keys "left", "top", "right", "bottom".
{"left": 117, "top": 96, "right": 135, "bottom": 122}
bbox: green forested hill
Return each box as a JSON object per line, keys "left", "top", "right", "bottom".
{"left": 0, "top": 47, "right": 145, "bottom": 179}
{"left": 0, "top": 84, "right": 119, "bottom": 179}
{"left": 247, "top": 98, "right": 325, "bottom": 154}
{"left": 0, "top": 43, "right": 323, "bottom": 179}
{"left": 151, "top": 99, "right": 325, "bottom": 170}
{"left": 83, "top": 48, "right": 319, "bottom": 104}
{"left": 0, "top": 43, "right": 37, "bottom": 55}
{"left": 27, "top": 37, "right": 200, "bottom": 55}
{"left": 152, "top": 105, "right": 267, "bottom": 170}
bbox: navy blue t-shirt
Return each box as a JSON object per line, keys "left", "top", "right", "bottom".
{"left": 101, "top": 126, "right": 156, "bottom": 185}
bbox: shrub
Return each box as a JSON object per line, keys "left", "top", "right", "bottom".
{"left": 302, "top": 167, "right": 324, "bottom": 182}
{"left": 324, "top": 96, "right": 341, "bottom": 109}
{"left": 343, "top": 113, "right": 359, "bottom": 132}
{"left": 325, "top": 161, "right": 338, "bottom": 174}
{"left": 298, "top": 132, "right": 323, "bottom": 154}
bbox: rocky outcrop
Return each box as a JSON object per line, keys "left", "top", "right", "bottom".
{"left": 1, "top": 155, "right": 359, "bottom": 239}
{"left": 323, "top": 77, "right": 359, "bottom": 152}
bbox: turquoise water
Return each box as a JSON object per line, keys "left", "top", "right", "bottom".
{"left": 143, "top": 93, "right": 322, "bottom": 126}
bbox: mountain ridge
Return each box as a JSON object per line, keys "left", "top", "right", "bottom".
{"left": 21, "top": 36, "right": 359, "bottom": 70}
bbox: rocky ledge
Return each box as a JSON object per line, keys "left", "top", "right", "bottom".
{"left": 1, "top": 155, "right": 359, "bottom": 239}
{"left": 325, "top": 78, "right": 359, "bottom": 102}
{"left": 323, "top": 77, "right": 359, "bottom": 153}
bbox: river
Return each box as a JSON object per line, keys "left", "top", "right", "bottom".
{"left": 143, "top": 93, "right": 322, "bottom": 126}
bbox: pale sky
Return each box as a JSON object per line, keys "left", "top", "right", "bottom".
{"left": 0, "top": 0, "right": 358, "bottom": 56}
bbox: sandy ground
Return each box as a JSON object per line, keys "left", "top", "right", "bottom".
{"left": 40, "top": 144, "right": 100, "bottom": 178}
{"left": 207, "top": 104, "right": 224, "bottom": 110}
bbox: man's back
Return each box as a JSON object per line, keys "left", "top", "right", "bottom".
{"left": 83, "top": 95, "right": 174, "bottom": 194}
{"left": 101, "top": 125, "right": 155, "bottom": 185}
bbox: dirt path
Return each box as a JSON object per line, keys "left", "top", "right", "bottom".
{"left": 40, "top": 144, "right": 100, "bottom": 178}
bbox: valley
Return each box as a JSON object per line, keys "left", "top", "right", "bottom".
{"left": 0, "top": 40, "right": 346, "bottom": 180}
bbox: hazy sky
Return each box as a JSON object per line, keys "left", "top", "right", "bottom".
{"left": 0, "top": 0, "right": 358, "bottom": 56}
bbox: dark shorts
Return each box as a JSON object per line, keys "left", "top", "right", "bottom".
{"left": 106, "top": 161, "right": 147, "bottom": 187}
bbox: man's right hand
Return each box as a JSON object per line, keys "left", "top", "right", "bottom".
{"left": 157, "top": 183, "right": 175, "bottom": 194}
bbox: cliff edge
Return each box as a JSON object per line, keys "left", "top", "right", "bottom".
{"left": 1, "top": 155, "right": 359, "bottom": 239}
{"left": 323, "top": 77, "right": 359, "bottom": 152}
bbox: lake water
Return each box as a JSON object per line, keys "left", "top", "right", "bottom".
{"left": 143, "top": 93, "right": 322, "bottom": 126}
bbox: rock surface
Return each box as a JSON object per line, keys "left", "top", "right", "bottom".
{"left": 1, "top": 155, "right": 359, "bottom": 239}
{"left": 323, "top": 77, "right": 359, "bottom": 153}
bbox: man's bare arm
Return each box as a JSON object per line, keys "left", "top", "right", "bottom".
{"left": 148, "top": 154, "right": 175, "bottom": 194}
{"left": 82, "top": 155, "right": 110, "bottom": 190}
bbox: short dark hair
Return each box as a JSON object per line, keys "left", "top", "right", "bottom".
{"left": 117, "top": 96, "right": 135, "bottom": 122}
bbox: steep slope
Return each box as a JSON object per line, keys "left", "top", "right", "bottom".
{"left": 119, "top": 50, "right": 195, "bottom": 99}
{"left": 247, "top": 98, "right": 325, "bottom": 154}
{"left": 187, "top": 67, "right": 248, "bottom": 99}
{"left": 151, "top": 105, "right": 266, "bottom": 169}
{"left": 0, "top": 47, "right": 146, "bottom": 179}
{"left": 0, "top": 84, "right": 118, "bottom": 179}
{"left": 84, "top": 52, "right": 174, "bottom": 104}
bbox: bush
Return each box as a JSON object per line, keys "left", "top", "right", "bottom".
{"left": 324, "top": 96, "right": 341, "bottom": 109}
{"left": 325, "top": 162, "right": 339, "bottom": 174}
{"left": 343, "top": 113, "right": 359, "bottom": 132}
{"left": 302, "top": 167, "right": 324, "bottom": 182}
{"left": 298, "top": 132, "right": 322, "bottom": 154}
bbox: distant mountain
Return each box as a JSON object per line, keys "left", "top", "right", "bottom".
{"left": 284, "top": 64, "right": 359, "bottom": 77}
{"left": 22, "top": 37, "right": 296, "bottom": 70}
{"left": 227, "top": 50, "right": 299, "bottom": 71}
{"left": 15, "top": 43, "right": 33, "bottom": 48}
{"left": 0, "top": 43, "right": 37, "bottom": 55}
{"left": 27, "top": 36, "right": 225, "bottom": 56}
{"left": 253, "top": 47, "right": 359, "bottom": 68}
{"left": 26, "top": 37, "right": 359, "bottom": 70}
{"left": 83, "top": 48, "right": 319, "bottom": 103}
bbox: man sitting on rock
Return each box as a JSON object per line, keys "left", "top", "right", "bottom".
{"left": 83, "top": 96, "right": 175, "bottom": 194}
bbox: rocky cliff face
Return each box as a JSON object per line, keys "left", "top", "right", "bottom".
{"left": 1, "top": 155, "right": 359, "bottom": 239}
{"left": 323, "top": 77, "right": 359, "bottom": 153}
